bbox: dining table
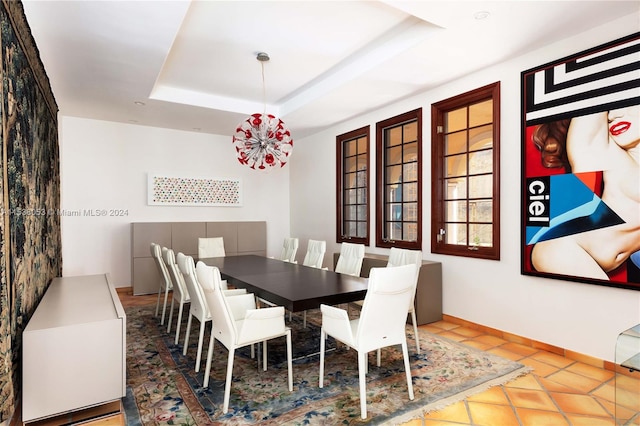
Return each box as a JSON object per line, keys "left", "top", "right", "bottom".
{"left": 199, "top": 255, "right": 368, "bottom": 312}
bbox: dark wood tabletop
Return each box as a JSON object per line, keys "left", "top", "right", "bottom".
{"left": 199, "top": 255, "right": 368, "bottom": 312}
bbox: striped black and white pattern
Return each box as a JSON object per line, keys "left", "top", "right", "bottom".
{"left": 523, "top": 32, "right": 640, "bottom": 126}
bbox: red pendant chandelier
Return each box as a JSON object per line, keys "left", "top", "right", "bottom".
{"left": 232, "top": 52, "right": 293, "bottom": 170}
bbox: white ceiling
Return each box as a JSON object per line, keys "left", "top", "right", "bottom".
{"left": 21, "top": 0, "right": 640, "bottom": 140}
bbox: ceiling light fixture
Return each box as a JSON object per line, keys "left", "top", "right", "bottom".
{"left": 474, "top": 11, "right": 490, "bottom": 20}
{"left": 232, "top": 52, "right": 293, "bottom": 170}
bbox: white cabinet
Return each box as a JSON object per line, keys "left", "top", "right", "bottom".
{"left": 22, "top": 274, "right": 126, "bottom": 423}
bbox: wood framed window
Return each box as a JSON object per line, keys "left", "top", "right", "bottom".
{"left": 431, "top": 82, "right": 500, "bottom": 260}
{"left": 375, "top": 109, "right": 422, "bottom": 250}
{"left": 336, "top": 126, "right": 369, "bottom": 245}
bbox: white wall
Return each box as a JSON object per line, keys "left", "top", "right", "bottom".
{"left": 59, "top": 117, "right": 291, "bottom": 287}
{"left": 290, "top": 14, "right": 640, "bottom": 362}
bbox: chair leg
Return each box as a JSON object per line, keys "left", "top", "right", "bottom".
{"left": 195, "top": 320, "right": 206, "bottom": 372}
{"left": 174, "top": 302, "right": 184, "bottom": 345}
{"left": 410, "top": 309, "right": 420, "bottom": 354}
{"left": 319, "top": 328, "right": 326, "bottom": 388}
{"left": 160, "top": 286, "right": 170, "bottom": 325}
{"left": 377, "top": 348, "right": 381, "bottom": 367}
{"left": 222, "top": 347, "right": 236, "bottom": 414}
{"left": 167, "top": 298, "right": 175, "bottom": 333}
{"left": 402, "top": 341, "right": 415, "bottom": 400}
{"left": 183, "top": 313, "right": 193, "bottom": 356}
{"left": 155, "top": 286, "right": 162, "bottom": 317}
{"left": 203, "top": 333, "right": 216, "bottom": 388}
{"left": 358, "top": 350, "right": 367, "bottom": 419}
{"left": 286, "top": 329, "right": 293, "bottom": 391}
{"left": 262, "top": 340, "right": 267, "bottom": 372}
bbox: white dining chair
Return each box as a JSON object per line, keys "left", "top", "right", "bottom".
{"left": 335, "top": 242, "right": 365, "bottom": 277}
{"left": 151, "top": 243, "right": 172, "bottom": 326}
{"left": 387, "top": 247, "right": 423, "bottom": 353}
{"left": 163, "top": 247, "right": 191, "bottom": 345}
{"left": 177, "top": 252, "right": 211, "bottom": 373}
{"left": 198, "top": 237, "right": 225, "bottom": 258}
{"left": 302, "top": 239, "right": 326, "bottom": 269}
{"left": 280, "top": 237, "right": 299, "bottom": 263}
{"left": 197, "top": 262, "right": 293, "bottom": 414}
{"left": 319, "top": 264, "right": 416, "bottom": 419}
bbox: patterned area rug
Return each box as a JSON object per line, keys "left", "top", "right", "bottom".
{"left": 123, "top": 304, "right": 530, "bottom": 425}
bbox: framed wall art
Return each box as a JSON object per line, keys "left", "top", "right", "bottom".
{"left": 148, "top": 174, "right": 242, "bottom": 207}
{"left": 521, "top": 32, "right": 640, "bottom": 290}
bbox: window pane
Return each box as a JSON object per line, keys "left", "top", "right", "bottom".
{"left": 445, "top": 177, "right": 467, "bottom": 199}
{"left": 357, "top": 205, "right": 367, "bottom": 220}
{"left": 347, "top": 221, "right": 356, "bottom": 236}
{"left": 469, "top": 175, "right": 492, "bottom": 198}
{"left": 356, "top": 137, "right": 367, "bottom": 154}
{"left": 404, "top": 142, "right": 418, "bottom": 162}
{"left": 469, "top": 99, "right": 492, "bottom": 127}
{"left": 356, "top": 188, "right": 366, "bottom": 204}
{"left": 403, "top": 202, "right": 417, "bottom": 221}
{"left": 404, "top": 121, "right": 418, "bottom": 142}
{"left": 445, "top": 131, "right": 467, "bottom": 155}
{"left": 387, "top": 222, "right": 402, "bottom": 240}
{"left": 344, "top": 206, "right": 356, "bottom": 220}
{"left": 403, "top": 223, "right": 418, "bottom": 241}
{"left": 345, "top": 173, "right": 356, "bottom": 189}
{"left": 445, "top": 200, "right": 467, "bottom": 221}
{"left": 357, "top": 222, "right": 367, "bottom": 238}
{"left": 356, "top": 170, "right": 366, "bottom": 186}
{"left": 345, "top": 139, "right": 357, "bottom": 156}
{"left": 445, "top": 153, "right": 466, "bottom": 177}
{"left": 345, "top": 189, "right": 357, "bottom": 203}
{"left": 388, "top": 203, "right": 402, "bottom": 221}
{"left": 445, "top": 107, "right": 467, "bottom": 132}
{"left": 356, "top": 154, "right": 367, "bottom": 171}
{"left": 345, "top": 156, "right": 356, "bottom": 172}
{"left": 386, "top": 184, "right": 401, "bottom": 203}
{"left": 470, "top": 224, "right": 492, "bottom": 246}
{"left": 386, "top": 126, "right": 402, "bottom": 147}
{"left": 469, "top": 149, "right": 492, "bottom": 174}
{"left": 386, "top": 165, "right": 402, "bottom": 184}
{"left": 403, "top": 182, "right": 417, "bottom": 202}
{"left": 469, "top": 125, "right": 492, "bottom": 150}
{"left": 386, "top": 145, "right": 402, "bottom": 165}
{"left": 469, "top": 200, "right": 492, "bottom": 222}
{"left": 445, "top": 223, "right": 467, "bottom": 245}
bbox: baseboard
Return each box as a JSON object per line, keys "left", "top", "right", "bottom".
{"left": 441, "top": 314, "right": 621, "bottom": 373}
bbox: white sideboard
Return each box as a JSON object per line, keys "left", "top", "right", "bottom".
{"left": 22, "top": 274, "right": 126, "bottom": 423}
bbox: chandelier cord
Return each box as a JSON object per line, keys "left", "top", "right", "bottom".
{"left": 261, "top": 61, "right": 267, "bottom": 119}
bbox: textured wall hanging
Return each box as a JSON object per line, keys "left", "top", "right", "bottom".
{"left": 148, "top": 174, "right": 242, "bottom": 206}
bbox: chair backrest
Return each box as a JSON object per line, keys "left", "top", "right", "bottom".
{"left": 177, "top": 252, "right": 209, "bottom": 319}
{"left": 303, "top": 239, "right": 326, "bottom": 269}
{"left": 198, "top": 237, "right": 226, "bottom": 259}
{"left": 196, "top": 262, "right": 236, "bottom": 347}
{"left": 356, "top": 264, "right": 416, "bottom": 352}
{"left": 150, "top": 243, "right": 172, "bottom": 289}
{"left": 280, "top": 237, "right": 299, "bottom": 263}
{"left": 335, "top": 242, "right": 365, "bottom": 276}
{"left": 163, "top": 247, "right": 189, "bottom": 302}
{"left": 386, "top": 247, "right": 422, "bottom": 307}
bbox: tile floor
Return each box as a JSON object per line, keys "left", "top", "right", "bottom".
{"left": 91, "top": 289, "right": 638, "bottom": 426}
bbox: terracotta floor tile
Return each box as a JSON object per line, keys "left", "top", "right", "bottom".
{"left": 565, "top": 414, "right": 615, "bottom": 425}
{"left": 438, "top": 331, "right": 467, "bottom": 342}
{"left": 614, "top": 404, "right": 640, "bottom": 424}
{"left": 614, "top": 385, "right": 640, "bottom": 411}
{"left": 447, "top": 326, "right": 483, "bottom": 338}
{"left": 500, "top": 342, "right": 539, "bottom": 357}
{"left": 566, "top": 362, "right": 615, "bottom": 382}
{"left": 550, "top": 392, "right": 609, "bottom": 416}
{"left": 423, "top": 324, "right": 447, "bottom": 334}
{"left": 515, "top": 407, "right": 570, "bottom": 425}
{"left": 504, "top": 388, "right": 558, "bottom": 411}
{"left": 467, "top": 402, "right": 519, "bottom": 426}
{"left": 531, "top": 351, "right": 575, "bottom": 368}
{"left": 537, "top": 376, "right": 583, "bottom": 394}
{"left": 428, "top": 321, "right": 460, "bottom": 331}
{"left": 520, "top": 357, "right": 560, "bottom": 378}
{"left": 487, "top": 347, "right": 525, "bottom": 361}
{"left": 546, "top": 370, "right": 603, "bottom": 394}
{"left": 615, "top": 373, "right": 640, "bottom": 393}
{"left": 466, "top": 386, "right": 510, "bottom": 405}
{"left": 468, "top": 334, "right": 507, "bottom": 348}
{"left": 424, "top": 420, "right": 471, "bottom": 426}
{"left": 591, "top": 381, "right": 616, "bottom": 403}
{"left": 595, "top": 396, "right": 616, "bottom": 417}
{"left": 423, "top": 400, "right": 470, "bottom": 423}
{"left": 459, "top": 340, "right": 494, "bottom": 351}
{"left": 504, "top": 374, "right": 543, "bottom": 391}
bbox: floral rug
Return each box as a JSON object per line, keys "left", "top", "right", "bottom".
{"left": 123, "top": 304, "right": 530, "bottom": 425}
